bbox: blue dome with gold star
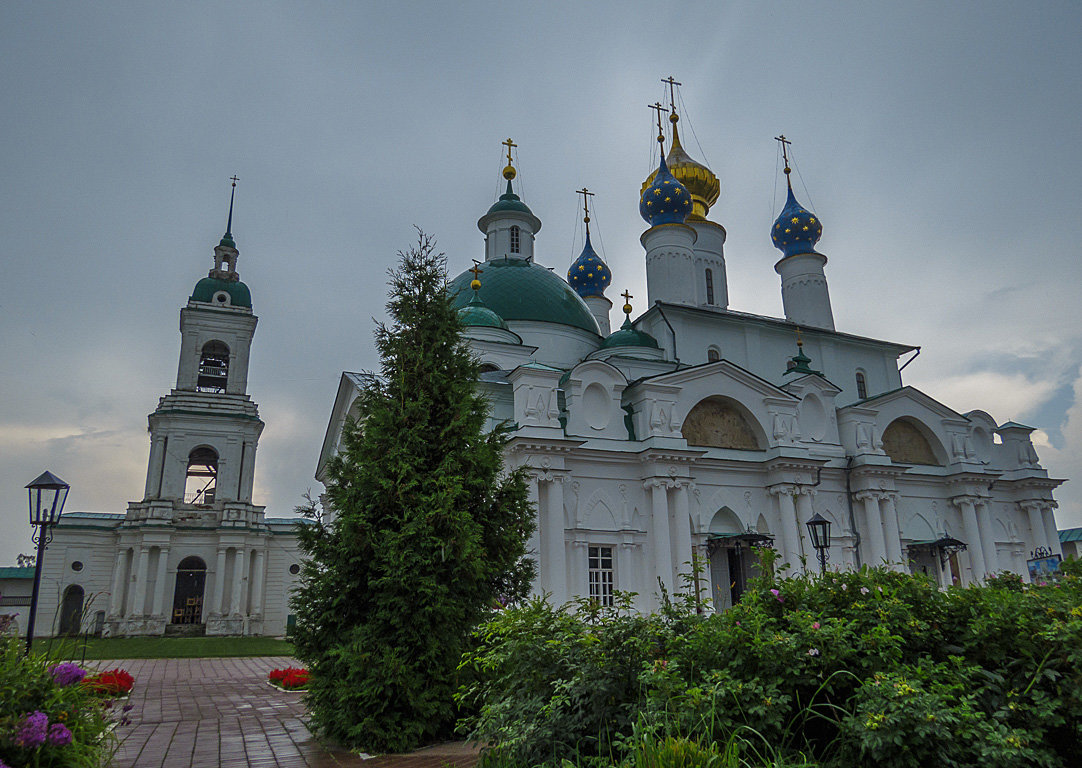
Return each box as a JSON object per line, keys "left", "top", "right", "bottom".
{"left": 771, "top": 184, "right": 823, "bottom": 258}
{"left": 639, "top": 155, "right": 692, "bottom": 226}
{"left": 567, "top": 232, "right": 611, "bottom": 298}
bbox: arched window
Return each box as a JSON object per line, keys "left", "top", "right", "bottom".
{"left": 707, "top": 347, "right": 720, "bottom": 362}
{"left": 197, "top": 341, "right": 229, "bottom": 393}
{"left": 705, "top": 269, "right": 715, "bottom": 305}
{"left": 855, "top": 371, "right": 868, "bottom": 399}
{"left": 509, "top": 225, "right": 521, "bottom": 254}
{"left": 184, "top": 447, "right": 218, "bottom": 505}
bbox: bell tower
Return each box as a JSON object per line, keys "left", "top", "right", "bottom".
{"left": 133, "top": 179, "right": 264, "bottom": 522}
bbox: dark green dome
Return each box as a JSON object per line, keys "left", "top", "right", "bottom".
{"left": 601, "top": 316, "right": 659, "bottom": 349}
{"left": 486, "top": 180, "right": 535, "bottom": 217}
{"left": 450, "top": 258, "right": 600, "bottom": 335}
{"left": 458, "top": 293, "right": 508, "bottom": 329}
{"left": 191, "top": 277, "right": 252, "bottom": 308}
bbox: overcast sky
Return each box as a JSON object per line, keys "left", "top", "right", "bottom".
{"left": 2, "top": 2, "right": 1080, "bottom": 566}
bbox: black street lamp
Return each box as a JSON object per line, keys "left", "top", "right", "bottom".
{"left": 24, "top": 471, "right": 69, "bottom": 655}
{"left": 806, "top": 512, "right": 831, "bottom": 575}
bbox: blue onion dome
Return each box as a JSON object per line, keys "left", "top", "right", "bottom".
{"left": 567, "top": 232, "right": 611, "bottom": 298}
{"left": 639, "top": 154, "right": 692, "bottom": 226}
{"left": 458, "top": 291, "right": 508, "bottom": 329}
{"left": 771, "top": 182, "right": 823, "bottom": 258}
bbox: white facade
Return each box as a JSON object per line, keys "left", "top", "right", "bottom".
{"left": 39, "top": 226, "right": 303, "bottom": 637}
{"left": 321, "top": 114, "right": 1065, "bottom": 613}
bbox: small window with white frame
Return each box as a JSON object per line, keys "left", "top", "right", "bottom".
{"left": 855, "top": 370, "right": 868, "bottom": 400}
{"left": 588, "top": 545, "right": 615, "bottom": 607}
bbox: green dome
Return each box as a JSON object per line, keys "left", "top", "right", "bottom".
{"left": 486, "top": 180, "right": 535, "bottom": 217}
{"left": 450, "top": 259, "right": 600, "bottom": 335}
{"left": 458, "top": 293, "right": 508, "bottom": 329}
{"left": 601, "top": 316, "right": 659, "bottom": 349}
{"left": 191, "top": 277, "right": 252, "bottom": 308}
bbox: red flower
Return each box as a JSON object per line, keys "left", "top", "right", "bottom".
{"left": 269, "top": 667, "right": 309, "bottom": 690}
{"left": 84, "top": 669, "right": 134, "bottom": 696}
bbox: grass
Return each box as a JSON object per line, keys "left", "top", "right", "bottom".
{"left": 32, "top": 635, "right": 295, "bottom": 660}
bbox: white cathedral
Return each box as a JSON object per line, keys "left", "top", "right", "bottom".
{"left": 38, "top": 188, "right": 304, "bottom": 638}
{"left": 318, "top": 98, "right": 1065, "bottom": 613}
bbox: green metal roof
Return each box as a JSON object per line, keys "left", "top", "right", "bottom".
{"left": 450, "top": 258, "right": 600, "bottom": 335}
{"left": 486, "top": 180, "right": 535, "bottom": 216}
{"left": 0, "top": 567, "right": 33, "bottom": 579}
{"left": 1060, "top": 527, "right": 1082, "bottom": 543}
{"left": 191, "top": 276, "right": 252, "bottom": 308}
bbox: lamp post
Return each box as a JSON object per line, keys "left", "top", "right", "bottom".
{"left": 24, "top": 471, "right": 70, "bottom": 655}
{"left": 806, "top": 512, "right": 831, "bottom": 576}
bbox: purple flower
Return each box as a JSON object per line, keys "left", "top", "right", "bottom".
{"left": 49, "top": 662, "right": 87, "bottom": 687}
{"left": 807, "top": 647, "right": 820, "bottom": 656}
{"left": 47, "top": 723, "right": 73, "bottom": 747}
{"left": 15, "top": 711, "right": 49, "bottom": 748}
{"left": 770, "top": 588, "right": 784, "bottom": 603}
{"left": 812, "top": 621, "right": 821, "bottom": 629}
{"left": 860, "top": 586, "right": 870, "bottom": 595}
{"left": 122, "top": 703, "right": 134, "bottom": 712}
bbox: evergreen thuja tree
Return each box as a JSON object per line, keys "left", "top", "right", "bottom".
{"left": 291, "top": 232, "right": 535, "bottom": 753}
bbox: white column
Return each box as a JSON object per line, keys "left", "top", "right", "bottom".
{"left": 230, "top": 548, "right": 247, "bottom": 615}
{"left": 858, "top": 493, "right": 887, "bottom": 568}
{"left": 881, "top": 495, "right": 904, "bottom": 570}
{"left": 108, "top": 550, "right": 128, "bottom": 615}
{"left": 127, "top": 546, "right": 148, "bottom": 616}
{"left": 773, "top": 487, "right": 802, "bottom": 572}
{"left": 570, "top": 541, "right": 587, "bottom": 599}
{"left": 250, "top": 549, "right": 265, "bottom": 614}
{"left": 526, "top": 474, "right": 541, "bottom": 559}
{"left": 212, "top": 547, "right": 227, "bottom": 614}
{"left": 1024, "top": 502, "right": 1049, "bottom": 551}
{"left": 976, "top": 500, "right": 998, "bottom": 575}
{"left": 957, "top": 497, "right": 986, "bottom": 582}
{"left": 151, "top": 547, "right": 170, "bottom": 617}
{"left": 794, "top": 490, "right": 815, "bottom": 564}
{"left": 649, "top": 480, "right": 674, "bottom": 596}
{"left": 673, "top": 483, "right": 694, "bottom": 584}
{"left": 544, "top": 478, "right": 567, "bottom": 602}
{"left": 1042, "top": 505, "right": 1061, "bottom": 557}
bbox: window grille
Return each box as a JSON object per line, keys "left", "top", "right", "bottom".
{"left": 705, "top": 269, "right": 715, "bottom": 305}
{"left": 856, "top": 371, "right": 868, "bottom": 399}
{"left": 588, "top": 545, "right": 614, "bottom": 607}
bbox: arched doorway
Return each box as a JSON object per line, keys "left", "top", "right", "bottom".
{"left": 58, "top": 585, "right": 84, "bottom": 636}
{"left": 172, "top": 556, "right": 206, "bottom": 625}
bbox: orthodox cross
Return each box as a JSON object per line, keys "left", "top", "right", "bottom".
{"left": 576, "top": 187, "right": 594, "bottom": 235}
{"left": 230, "top": 174, "right": 239, "bottom": 187}
{"left": 468, "top": 262, "right": 483, "bottom": 281}
{"left": 662, "top": 75, "right": 681, "bottom": 115}
{"left": 648, "top": 102, "right": 668, "bottom": 146}
{"left": 621, "top": 289, "right": 634, "bottom": 315}
{"left": 502, "top": 138, "right": 516, "bottom": 165}
{"left": 774, "top": 134, "right": 792, "bottom": 175}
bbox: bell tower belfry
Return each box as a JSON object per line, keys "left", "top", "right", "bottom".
{"left": 132, "top": 179, "right": 265, "bottom": 523}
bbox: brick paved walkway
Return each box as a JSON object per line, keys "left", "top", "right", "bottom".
{"left": 103, "top": 657, "right": 480, "bottom": 768}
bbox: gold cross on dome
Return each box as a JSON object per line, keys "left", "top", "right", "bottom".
{"left": 576, "top": 187, "right": 594, "bottom": 233}
{"left": 649, "top": 102, "right": 668, "bottom": 145}
{"left": 621, "top": 289, "right": 633, "bottom": 304}
{"left": 662, "top": 75, "right": 681, "bottom": 114}
{"left": 469, "top": 262, "right": 483, "bottom": 281}
{"left": 502, "top": 138, "right": 517, "bottom": 165}
{"left": 229, "top": 175, "right": 239, "bottom": 186}
{"left": 774, "top": 134, "right": 792, "bottom": 174}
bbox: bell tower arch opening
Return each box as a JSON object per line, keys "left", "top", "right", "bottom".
{"left": 184, "top": 447, "right": 218, "bottom": 505}
{"left": 197, "top": 341, "right": 230, "bottom": 392}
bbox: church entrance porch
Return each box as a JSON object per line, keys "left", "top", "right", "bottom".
{"left": 707, "top": 530, "right": 772, "bottom": 611}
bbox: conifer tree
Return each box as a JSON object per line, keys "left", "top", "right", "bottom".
{"left": 291, "top": 232, "right": 535, "bottom": 753}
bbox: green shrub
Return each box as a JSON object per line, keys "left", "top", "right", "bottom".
{"left": 459, "top": 556, "right": 1082, "bottom": 767}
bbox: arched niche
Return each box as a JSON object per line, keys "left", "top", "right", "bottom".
{"left": 59, "top": 585, "right": 84, "bottom": 636}
{"left": 882, "top": 418, "right": 944, "bottom": 466}
{"left": 708, "top": 507, "right": 743, "bottom": 534}
{"left": 681, "top": 397, "right": 764, "bottom": 451}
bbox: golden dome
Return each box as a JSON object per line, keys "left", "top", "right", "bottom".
{"left": 640, "top": 119, "right": 719, "bottom": 221}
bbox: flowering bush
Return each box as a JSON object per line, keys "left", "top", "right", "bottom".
{"left": 83, "top": 669, "right": 134, "bottom": 697}
{"left": 0, "top": 637, "right": 118, "bottom": 767}
{"left": 268, "top": 667, "right": 310, "bottom": 690}
{"left": 460, "top": 553, "right": 1082, "bottom": 767}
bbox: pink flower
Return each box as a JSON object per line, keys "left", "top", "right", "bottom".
{"left": 860, "top": 587, "right": 870, "bottom": 595}
{"left": 770, "top": 588, "right": 784, "bottom": 602}
{"left": 841, "top": 583, "right": 848, "bottom": 591}
{"left": 812, "top": 621, "right": 820, "bottom": 629}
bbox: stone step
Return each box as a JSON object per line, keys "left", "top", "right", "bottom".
{"left": 164, "top": 623, "right": 207, "bottom": 637}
